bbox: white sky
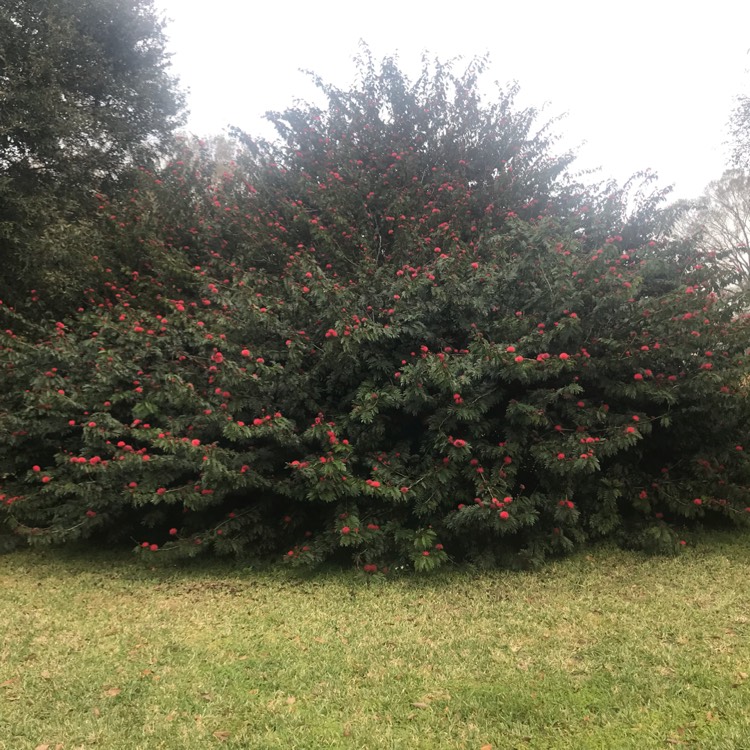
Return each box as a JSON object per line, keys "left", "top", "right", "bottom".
{"left": 156, "top": 0, "right": 750, "bottom": 200}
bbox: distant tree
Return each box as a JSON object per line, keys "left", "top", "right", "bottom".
{"left": 673, "top": 169, "right": 750, "bottom": 290}
{"left": 729, "top": 94, "right": 750, "bottom": 170}
{"left": 0, "top": 0, "right": 186, "bottom": 312}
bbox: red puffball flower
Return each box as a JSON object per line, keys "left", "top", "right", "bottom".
{"left": 634, "top": 373, "right": 643, "bottom": 381}
{"left": 88, "top": 421, "right": 97, "bottom": 428}
{"left": 211, "top": 352, "right": 224, "bottom": 364}
{"left": 341, "top": 526, "right": 351, "bottom": 535}
{"left": 191, "top": 438, "right": 201, "bottom": 446}
{"left": 506, "top": 345, "right": 516, "bottom": 353}
{"left": 241, "top": 349, "right": 250, "bottom": 357}
{"left": 559, "top": 352, "right": 569, "bottom": 360}
{"left": 149, "top": 544, "right": 159, "bottom": 551}
{"left": 499, "top": 510, "right": 510, "bottom": 520}
{"left": 32, "top": 465, "right": 41, "bottom": 472}
{"left": 41, "top": 476, "right": 51, "bottom": 483}
{"left": 86, "top": 510, "right": 96, "bottom": 518}
{"left": 693, "top": 498, "right": 702, "bottom": 505}
{"left": 470, "top": 262, "right": 479, "bottom": 270}
{"left": 625, "top": 426, "right": 636, "bottom": 434}
{"left": 453, "top": 439, "right": 466, "bottom": 448}
{"left": 422, "top": 550, "right": 430, "bottom": 556}
{"left": 514, "top": 355, "right": 524, "bottom": 363}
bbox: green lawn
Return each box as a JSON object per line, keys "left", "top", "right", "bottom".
{"left": 2, "top": 534, "right": 750, "bottom": 749}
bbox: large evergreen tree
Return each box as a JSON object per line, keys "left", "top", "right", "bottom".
{"left": 1, "top": 52, "right": 748, "bottom": 569}
{"left": 0, "top": 0, "right": 186, "bottom": 312}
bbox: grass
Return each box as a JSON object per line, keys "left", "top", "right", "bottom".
{"left": 2, "top": 533, "right": 750, "bottom": 749}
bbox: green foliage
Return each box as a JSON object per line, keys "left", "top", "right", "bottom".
{"left": 1, "top": 52, "right": 750, "bottom": 570}
{"left": 0, "top": 0, "right": 186, "bottom": 314}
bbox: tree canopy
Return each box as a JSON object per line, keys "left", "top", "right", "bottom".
{"left": 1, "top": 52, "right": 748, "bottom": 568}
{"left": 673, "top": 169, "right": 750, "bottom": 291}
{"left": 0, "top": 0, "right": 186, "bottom": 311}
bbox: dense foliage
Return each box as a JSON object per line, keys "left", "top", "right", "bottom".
{"left": 1, "top": 53, "right": 749, "bottom": 569}
{"left": 0, "top": 0, "right": 186, "bottom": 315}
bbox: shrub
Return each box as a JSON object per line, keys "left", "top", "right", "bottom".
{"left": 1, "top": 52, "right": 749, "bottom": 569}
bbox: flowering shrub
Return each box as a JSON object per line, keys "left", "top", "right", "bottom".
{"left": 1, "top": 52, "right": 749, "bottom": 569}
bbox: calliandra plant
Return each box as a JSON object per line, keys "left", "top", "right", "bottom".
{"left": 1, "top": 51, "right": 749, "bottom": 570}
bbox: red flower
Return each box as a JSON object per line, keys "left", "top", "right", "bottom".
{"left": 341, "top": 526, "right": 351, "bottom": 535}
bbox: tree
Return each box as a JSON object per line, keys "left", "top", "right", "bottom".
{"left": 673, "top": 169, "right": 750, "bottom": 290}
{"left": 0, "top": 0, "right": 186, "bottom": 312}
{"left": 729, "top": 94, "right": 750, "bottom": 170}
{"left": 1, "top": 52, "right": 749, "bottom": 570}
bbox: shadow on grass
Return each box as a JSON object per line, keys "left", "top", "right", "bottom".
{"left": 2, "top": 526, "right": 749, "bottom": 594}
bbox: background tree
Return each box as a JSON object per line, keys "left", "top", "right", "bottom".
{"left": 729, "top": 94, "right": 750, "bottom": 170}
{"left": 0, "top": 0, "right": 186, "bottom": 314}
{"left": 672, "top": 169, "right": 750, "bottom": 291}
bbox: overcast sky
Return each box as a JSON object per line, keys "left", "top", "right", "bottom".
{"left": 155, "top": 0, "right": 750, "bottom": 200}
